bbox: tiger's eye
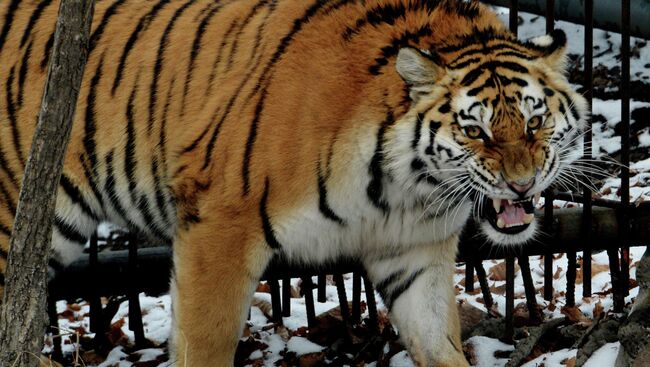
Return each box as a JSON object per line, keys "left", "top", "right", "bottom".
{"left": 464, "top": 126, "right": 483, "bottom": 139}
{"left": 527, "top": 116, "right": 543, "bottom": 130}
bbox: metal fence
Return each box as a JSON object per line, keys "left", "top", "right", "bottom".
{"left": 46, "top": 0, "right": 650, "bottom": 361}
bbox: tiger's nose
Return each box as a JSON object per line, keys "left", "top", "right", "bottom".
{"left": 507, "top": 178, "right": 535, "bottom": 196}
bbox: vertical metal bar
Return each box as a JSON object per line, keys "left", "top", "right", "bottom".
{"left": 566, "top": 250, "right": 577, "bottom": 307}
{"left": 362, "top": 275, "right": 379, "bottom": 333}
{"left": 334, "top": 273, "right": 350, "bottom": 321}
{"left": 127, "top": 234, "right": 145, "bottom": 347}
{"left": 474, "top": 261, "right": 494, "bottom": 310}
{"left": 352, "top": 272, "right": 362, "bottom": 324}
{"left": 543, "top": 192, "right": 555, "bottom": 301}
{"left": 465, "top": 259, "right": 475, "bottom": 293}
{"left": 619, "top": 0, "right": 631, "bottom": 299}
{"left": 509, "top": 0, "right": 519, "bottom": 36}
{"left": 545, "top": 0, "right": 555, "bottom": 32}
{"left": 282, "top": 277, "right": 291, "bottom": 317}
{"left": 518, "top": 256, "right": 540, "bottom": 321}
{"left": 269, "top": 278, "right": 283, "bottom": 324}
{"left": 505, "top": 257, "right": 515, "bottom": 341}
{"left": 582, "top": 0, "right": 594, "bottom": 298}
{"left": 302, "top": 277, "right": 317, "bottom": 328}
{"left": 47, "top": 293, "right": 62, "bottom": 361}
{"left": 608, "top": 247, "right": 623, "bottom": 311}
{"left": 88, "top": 232, "right": 105, "bottom": 348}
{"left": 317, "top": 274, "right": 327, "bottom": 303}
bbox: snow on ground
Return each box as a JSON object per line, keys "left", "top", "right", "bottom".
{"left": 46, "top": 6, "right": 649, "bottom": 367}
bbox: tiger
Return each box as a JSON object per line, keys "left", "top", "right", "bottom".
{"left": 0, "top": 0, "right": 588, "bottom": 365}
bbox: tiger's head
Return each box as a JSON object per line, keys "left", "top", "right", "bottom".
{"left": 391, "top": 29, "right": 588, "bottom": 245}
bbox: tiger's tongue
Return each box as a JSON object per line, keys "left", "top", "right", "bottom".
{"left": 498, "top": 202, "right": 526, "bottom": 226}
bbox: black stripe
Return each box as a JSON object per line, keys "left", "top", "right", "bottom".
{"left": 60, "top": 175, "right": 99, "bottom": 221}
{"left": 158, "top": 77, "right": 174, "bottom": 175}
{"left": 201, "top": 1, "right": 278, "bottom": 168}
{"left": 368, "top": 26, "right": 433, "bottom": 76}
{"left": 80, "top": 156, "right": 105, "bottom": 213}
{"left": 0, "top": 0, "right": 20, "bottom": 54}
{"left": 104, "top": 150, "right": 130, "bottom": 221}
{"left": 54, "top": 217, "right": 87, "bottom": 245}
{"left": 181, "top": 2, "right": 226, "bottom": 115}
{"left": 241, "top": 0, "right": 355, "bottom": 193}
{"left": 424, "top": 120, "right": 441, "bottom": 155}
{"left": 385, "top": 268, "right": 426, "bottom": 309}
{"left": 112, "top": 0, "right": 171, "bottom": 95}
{"left": 149, "top": 0, "right": 197, "bottom": 134}
{"left": 179, "top": 114, "right": 214, "bottom": 155}
{"left": 317, "top": 161, "right": 345, "bottom": 225}
{"left": 225, "top": 0, "right": 268, "bottom": 71}
{"left": 19, "top": 0, "right": 54, "bottom": 48}
{"left": 83, "top": 56, "right": 104, "bottom": 188}
{"left": 260, "top": 179, "right": 281, "bottom": 250}
{"left": 242, "top": 88, "right": 267, "bottom": 195}
{"left": 559, "top": 90, "right": 580, "bottom": 122}
{"left": 461, "top": 61, "right": 529, "bottom": 86}
{"left": 375, "top": 269, "right": 405, "bottom": 298}
{"left": 205, "top": 17, "right": 240, "bottom": 98}
{"left": 343, "top": 0, "right": 436, "bottom": 41}
{"left": 40, "top": 32, "right": 54, "bottom": 71}
{"left": 17, "top": 40, "right": 32, "bottom": 108}
{"left": 0, "top": 223, "right": 10, "bottom": 237}
{"left": 449, "top": 44, "right": 533, "bottom": 68}
{"left": 89, "top": 0, "right": 127, "bottom": 53}
{"left": 0, "top": 181, "right": 15, "bottom": 216}
{"left": 0, "top": 141, "right": 20, "bottom": 189}
{"left": 0, "top": 272, "right": 4, "bottom": 285}
{"left": 6, "top": 67, "right": 25, "bottom": 167}
{"left": 412, "top": 113, "right": 424, "bottom": 150}
{"left": 125, "top": 77, "right": 171, "bottom": 241}
{"left": 125, "top": 78, "right": 139, "bottom": 206}
{"left": 467, "top": 76, "right": 496, "bottom": 97}
{"left": 367, "top": 108, "right": 394, "bottom": 212}
{"left": 0, "top": 245, "right": 7, "bottom": 258}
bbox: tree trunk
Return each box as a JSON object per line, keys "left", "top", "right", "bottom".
{"left": 0, "top": 1, "right": 94, "bottom": 366}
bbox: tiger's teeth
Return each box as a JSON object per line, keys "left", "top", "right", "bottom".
{"left": 497, "top": 218, "right": 506, "bottom": 228}
{"left": 493, "top": 199, "right": 502, "bottom": 212}
{"left": 507, "top": 199, "right": 513, "bottom": 205}
{"left": 534, "top": 193, "right": 541, "bottom": 205}
{"left": 523, "top": 213, "right": 534, "bottom": 224}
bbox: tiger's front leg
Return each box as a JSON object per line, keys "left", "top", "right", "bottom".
{"left": 170, "top": 215, "right": 273, "bottom": 366}
{"left": 364, "top": 235, "right": 468, "bottom": 367}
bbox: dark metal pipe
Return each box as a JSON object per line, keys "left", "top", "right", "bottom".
{"left": 582, "top": 0, "right": 594, "bottom": 298}
{"left": 483, "top": 0, "right": 650, "bottom": 39}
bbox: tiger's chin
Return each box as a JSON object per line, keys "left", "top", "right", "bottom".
{"left": 477, "top": 195, "right": 540, "bottom": 245}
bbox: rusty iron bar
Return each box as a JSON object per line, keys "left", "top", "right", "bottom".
{"left": 545, "top": 0, "right": 554, "bottom": 32}
{"left": 334, "top": 274, "right": 350, "bottom": 322}
{"left": 509, "top": 0, "right": 519, "bottom": 36}
{"left": 352, "top": 273, "right": 362, "bottom": 323}
{"left": 87, "top": 233, "right": 106, "bottom": 349}
{"left": 269, "top": 278, "right": 282, "bottom": 324}
{"left": 474, "top": 261, "right": 494, "bottom": 310}
{"left": 302, "top": 277, "right": 317, "bottom": 328}
{"left": 505, "top": 257, "right": 515, "bottom": 342}
{"left": 465, "top": 259, "right": 475, "bottom": 293}
{"left": 619, "top": 0, "right": 631, "bottom": 301}
{"left": 582, "top": 0, "right": 594, "bottom": 298}
{"left": 362, "top": 275, "right": 379, "bottom": 333}
{"left": 127, "top": 235, "right": 146, "bottom": 347}
{"left": 543, "top": 192, "right": 555, "bottom": 302}
{"left": 47, "top": 290, "right": 62, "bottom": 361}
{"left": 317, "top": 275, "right": 327, "bottom": 303}
{"left": 566, "top": 250, "right": 577, "bottom": 306}
{"left": 282, "top": 278, "right": 291, "bottom": 317}
{"left": 518, "top": 256, "right": 540, "bottom": 321}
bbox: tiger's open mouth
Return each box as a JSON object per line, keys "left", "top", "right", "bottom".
{"left": 481, "top": 194, "right": 541, "bottom": 234}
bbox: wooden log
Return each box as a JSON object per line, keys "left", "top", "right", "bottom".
{"left": 0, "top": 2, "right": 94, "bottom": 365}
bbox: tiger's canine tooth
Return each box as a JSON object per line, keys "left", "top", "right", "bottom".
{"left": 492, "top": 198, "right": 502, "bottom": 212}
{"left": 497, "top": 217, "right": 506, "bottom": 228}
{"left": 534, "top": 193, "right": 541, "bottom": 205}
{"left": 507, "top": 199, "right": 513, "bottom": 205}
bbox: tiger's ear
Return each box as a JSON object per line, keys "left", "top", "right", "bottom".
{"left": 530, "top": 29, "right": 568, "bottom": 74}
{"left": 396, "top": 47, "right": 444, "bottom": 87}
